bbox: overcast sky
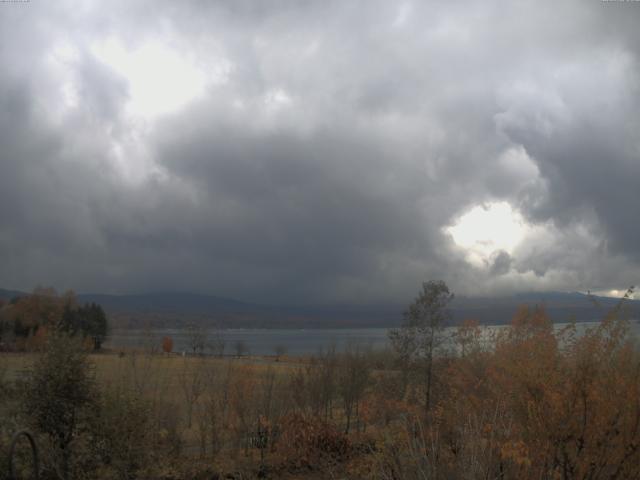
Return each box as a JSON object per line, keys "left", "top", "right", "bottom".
{"left": 1, "top": 1, "right": 639, "bottom": 305}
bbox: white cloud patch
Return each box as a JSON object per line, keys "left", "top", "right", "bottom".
{"left": 446, "top": 202, "right": 533, "bottom": 269}
{"left": 91, "top": 37, "right": 227, "bottom": 119}
{"left": 0, "top": 0, "right": 639, "bottom": 302}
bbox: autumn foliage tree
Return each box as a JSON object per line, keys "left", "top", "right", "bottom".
{"left": 162, "top": 336, "right": 173, "bottom": 354}
{"left": 454, "top": 318, "right": 482, "bottom": 357}
{"left": 379, "top": 287, "right": 640, "bottom": 479}
{"left": 0, "top": 288, "right": 108, "bottom": 351}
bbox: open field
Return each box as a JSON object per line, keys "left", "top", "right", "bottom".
{"left": 0, "top": 351, "right": 304, "bottom": 391}
{"left": 1, "top": 348, "right": 379, "bottom": 478}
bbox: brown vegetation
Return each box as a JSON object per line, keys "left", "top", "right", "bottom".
{"left": 1, "top": 285, "right": 639, "bottom": 479}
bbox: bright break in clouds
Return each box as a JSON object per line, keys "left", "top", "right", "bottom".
{"left": 0, "top": 1, "right": 639, "bottom": 304}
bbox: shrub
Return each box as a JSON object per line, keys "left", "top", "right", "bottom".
{"left": 276, "top": 413, "right": 351, "bottom": 471}
{"left": 91, "top": 387, "right": 153, "bottom": 480}
{"left": 19, "top": 331, "right": 98, "bottom": 479}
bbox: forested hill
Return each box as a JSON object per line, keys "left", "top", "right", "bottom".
{"left": 1, "top": 288, "right": 638, "bottom": 329}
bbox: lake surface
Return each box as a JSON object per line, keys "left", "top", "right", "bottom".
{"left": 106, "top": 328, "right": 391, "bottom": 356}
{"left": 105, "top": 321, "right": 640, "bottom": 356}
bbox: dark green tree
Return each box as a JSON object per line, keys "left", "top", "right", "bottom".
{"left": 20, "top": 331, "right": 98, "bottom": 479}
{"left": 59, "top": 303, "right": 80, "bottom": 336}
{"left": 59, "top": 303, "right": 108, "bottom": 351}
{"left": 84, "top": 303, "right": 108, "bottom": 351}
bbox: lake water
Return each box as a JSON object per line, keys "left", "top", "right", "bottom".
{"left": 106, "top": 328, "right": 391, "bottom": 356}
{"left": 105, "top": 321, "right": 640, "bottom": 356}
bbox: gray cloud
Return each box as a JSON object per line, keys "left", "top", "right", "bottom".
{"left": 0, "top": 0, "right": 639, "bottom": 304}
{"left": 490, "top": 251, "right": 512, "bottom": 277}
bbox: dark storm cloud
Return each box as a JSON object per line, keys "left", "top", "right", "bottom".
{"left": 490, "top": 251, "right": 512, "bottom": 277}
{"left": 499, "top": 87, "right": 640, "bottom": 259}
{"left": 1, "top": 0, "right": 639, "bottom": 303}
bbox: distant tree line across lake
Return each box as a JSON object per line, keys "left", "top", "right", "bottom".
{"left": 0, "top": 287, "right": 108, "bottom": 351}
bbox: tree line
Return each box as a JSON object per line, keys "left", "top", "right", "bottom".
{"left": 0, "top": 287, "right": 108, "bottom": 352}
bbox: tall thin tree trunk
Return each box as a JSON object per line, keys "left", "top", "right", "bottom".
{"left": 425, "top": 332, "right": 434, "bottom": 417}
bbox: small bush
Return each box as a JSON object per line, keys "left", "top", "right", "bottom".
{"left": 91, "top": 387, "right": 153, "bottom": 480}
{"left": 19, "top": 331, "right": 98, "bottom": 479}
{"left": 276, "top": 413, "right": 351, "bottom": 471}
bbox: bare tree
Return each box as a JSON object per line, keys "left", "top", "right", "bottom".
{"left": 316, "top": 346, "right": 338, "bottom": 421}
{"left": 338, "top": 344, "right": 371, "bottom": 434}
{"left": 388, "top": 280, "right": 453, "bottom": 416}
{"left": 274, "top": 344, "right": 287, "bottom": 361}
{"left": 197, "top": 362, "right": 234, "bottom": 458}
{"left": 209, "top": 323, "right": 226, "bottom": 357}
{"left": 186, "top": 323, "right": 207, "bottom": 356}
{"left": 234, "top": 339, "right": 248, "bottom": 358}
{"left": 0, "top": 354, "right": 7, "bottom": 398}
{"left": 142, "top": 322, "right": 159, "bottom": 355}
{"left": 455, "top": 318, "right": 483, "bottom": 357}
{"left": 296, "top": 346, "right": 338, "bottom": 420}
{"left": 178, "top": 357, "right": 206, "bottom": 428}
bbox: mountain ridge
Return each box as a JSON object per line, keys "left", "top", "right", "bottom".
{"left": 1, "top": 288, "right": 637, "bottom": 328}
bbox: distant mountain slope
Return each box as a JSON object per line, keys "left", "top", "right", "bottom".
{"left": 1, "top": 288, "right": 638, "bottom": 328}
{"left": 78, "top": 292, "right": 254, "bottom": 315}
{"left": 452, "top": 291, "right": 637, "bottom": 326}
{"left": 0, "top": 288, "right": 27, "bottom": 301}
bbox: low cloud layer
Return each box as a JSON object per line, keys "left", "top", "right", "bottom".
{"left": 1, "top": 1, "right": 639, "bottom": 304}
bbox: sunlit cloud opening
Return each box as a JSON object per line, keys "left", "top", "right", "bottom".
{"left": 264, "top": 88, "right": 293, "bottom": 112}
{"left": 91, "top": 38, "right": 218, "bottom": 118}
{"left": 589, "top": 288, "right": 636, "bottom": 300}
{"left": 46, "top": 42, "right": 82, "bottom": 116}
{"left": 446, "top": 201, "right": 530, "bottom": 268}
